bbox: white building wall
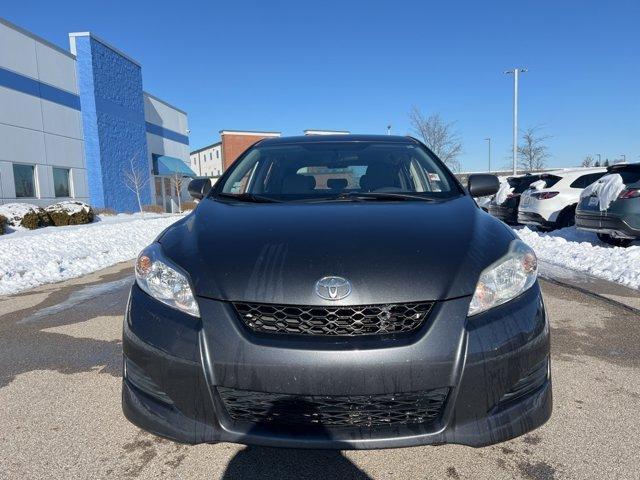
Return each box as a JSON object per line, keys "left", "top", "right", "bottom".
{"left": 143, "top": 92, "right": 191, "bottom": 212}
{"left": 190, "top": 143, "right": 223, "bottom": 178}
{"left": 0, "top": 18, "right": 87, "bottom": 207}
{"left": 143, "top": 92, "right": 190, "bottom": 166}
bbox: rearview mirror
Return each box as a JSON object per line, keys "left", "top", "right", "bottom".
{"left": 188, "top": 178, "right": 212, "bottom": 200}
{"left": 467, "top": 174, "right": 500, "bottom": 198}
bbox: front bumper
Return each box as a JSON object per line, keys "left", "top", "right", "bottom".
{"left": 576, "top": 212, "right": 640, "bottom": 239}
{"left": 122, "top": 284, "right": 551, "bottom": 449}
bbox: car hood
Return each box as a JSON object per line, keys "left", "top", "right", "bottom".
{"left": 158, "top": 196, "right": 516, "bottom": 305}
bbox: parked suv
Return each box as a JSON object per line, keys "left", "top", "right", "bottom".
{"left": 122, "top": 135, "right": 551, "bottom": 449}
{"left": 576, "top": 163, "right": 640, "bottom": 247}
{"left": 518, "top": 168, "right": 607, "bottom": 230}
{"left": 488, "top": 173, "right": 561, "bottom": 225}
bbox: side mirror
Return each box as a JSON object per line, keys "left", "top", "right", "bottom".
{"left": 467, "top": 174, "right": 500, "bottom": 198}
{"left": 188, "top": 178, "right": 212, "bottom": 200}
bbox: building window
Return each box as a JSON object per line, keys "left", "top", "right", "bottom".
{"left": 216, "top": 150, "right": 219, "bottom": 158}
{"left": 53, "top": 167, "right": 71, "bottom": 197}
{"left": 154, "top": 177, "right": 164, "bottom": 206}
{"left": 13, "top": 164, "right": 36, "bottom": 198}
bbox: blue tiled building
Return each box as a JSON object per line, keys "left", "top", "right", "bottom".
{"left": 0, "top": 17, "right": 194, "bottom": 212}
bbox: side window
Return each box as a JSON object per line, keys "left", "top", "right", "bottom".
{"left": 570, "top": 173, "right": 606, "bottom": 189}
{"left": 13, "top": 164, "right": 36, "bottom": 198}
{"left": 53, "top": 167, "right": 71, "bottom": 197}
{"left": 569, "top": 176, "right": 586, "bottom": 188}
{"left": 230, "top": 162, "right": 258, "bottom": 194}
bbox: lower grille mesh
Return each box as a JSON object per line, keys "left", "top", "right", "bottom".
{"left": 233, "top": 302, "right": 434, "bottom": 336}
{"left": 217, "top": 387, "right": 449, "bottom": 427}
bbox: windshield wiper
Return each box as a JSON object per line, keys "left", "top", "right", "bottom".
{"left": 216, "top": 193, "right": 281, "bottom": 203}
{"left": 330, "top": 192, "right": 438, "bottom": 202}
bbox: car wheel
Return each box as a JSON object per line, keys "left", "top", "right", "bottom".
{"left": 597, "top": 233, "right": 633, "bottom": 248}
{"left": 556, "top": 206, "right": 576, "bottom": 229}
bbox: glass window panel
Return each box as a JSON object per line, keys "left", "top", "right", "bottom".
{"left": 13, "top": 164, "right": 35, "bottom": 198}
{"left": 52, "top": 168, "right": 70, "bottom": 197}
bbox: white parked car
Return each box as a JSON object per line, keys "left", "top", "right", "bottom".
{"left": 474, "top": 195, "right": 492, "bottom": 211}
{"left": 518, "top": 168, "right": 607, "bottom": 230}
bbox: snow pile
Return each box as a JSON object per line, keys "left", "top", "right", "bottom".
{"left": 0, "top": 213, "right": 182, "bottom": 295}
{"left": 579, "top": 174, "right": 624, "bottom": 211}
{"left": 44, "top": 201, "right": 94, "bottom": 226}
{"left": 529, "top": 179, "right": 547, "bottom": 191}
{"left": 45, "top": 201, "right": 91, "bottom": 215}
{"left": 515, "top": 226, "right": 640, "bottom": 289}
{"left": 0, "top": 203, "right": 43, "bottom": 227}
{"left": 494, "top": 181, "right": 514, "bottom": 205}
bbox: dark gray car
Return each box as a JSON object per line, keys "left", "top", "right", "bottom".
{"left": 122, "top": 135, "right": 551, "bottom": 449}
{"left": 576, "top": 163, "right": 640, "bottom": 247}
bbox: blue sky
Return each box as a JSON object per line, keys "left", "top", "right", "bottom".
{"left": 4, "top": 0, "right": 639, "bottom": 171}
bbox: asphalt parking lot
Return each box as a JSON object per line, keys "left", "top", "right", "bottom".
{"left": 0, "top": 262, "right": 639, "bottom": 480}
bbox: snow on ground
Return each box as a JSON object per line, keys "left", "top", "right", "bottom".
{"left": 515, "top": 226, "right": 640, "bottom": 289}
{"left": 0, "top": 213, "right": 182, "bottom": 295}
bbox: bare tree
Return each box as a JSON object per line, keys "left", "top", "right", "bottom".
{"left": 518, "top": 126, "right": 551, "bottom": 172}
{"left": 581, "top": 155, "right": 595, "bottom": 167}
{"left": 123, "top": 154, "right": 149, "bottom": 212}
{"left": 172, "top": 173, "right": 187, "bottom": 213}
{"left": 409, "top": 106, "right": 463, "bottom": 172}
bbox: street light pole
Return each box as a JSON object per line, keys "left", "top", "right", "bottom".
{"left": 596, "top": 153, "right": 602, "bottom": 165}
{"left": 505, "top": 67, "right": 527, "bottom": 175}
{"left": 484, "top": 138, "right": 491, "bottom": 173}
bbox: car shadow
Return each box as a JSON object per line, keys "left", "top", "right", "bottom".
{"left": 221, "top": 446, "right": 371, "bottom": 480}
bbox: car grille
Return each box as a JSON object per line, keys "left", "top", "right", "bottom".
{"left": 217, "top": 387, "right": 449, "bottom": 428}
{"left": 232, "top": 302, "right": 434, "bottom": 337}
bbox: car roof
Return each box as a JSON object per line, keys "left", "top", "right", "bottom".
{"left": 550, "top": 167, "right": 607, "bottom": 178}
{"left": 608, "top": 162, "right": 640, "bottom": 173}
{"left": 508, "top": 168, "right": 605, "bottom": 181}
{"left": 257, "top": 134, "right": 415, "bottom": 145}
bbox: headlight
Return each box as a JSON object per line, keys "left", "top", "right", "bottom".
{"left": 468, "top": 240, "right": 537, "bottom": 316}
{"left": 135, "top": 244, "right": 200, "bottom": 317}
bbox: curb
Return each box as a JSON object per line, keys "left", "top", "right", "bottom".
{"left": 539, "top": 274, "right": 640, "bottom": 316}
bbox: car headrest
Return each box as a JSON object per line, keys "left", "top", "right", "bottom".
{"left": 327, "top": 178, "right": 348, "bottom": 191}
{"left": 282, "top": 174, "right": 316, "bottom": 194}
{"left": 360, "top": 164, "right": 398, "bottom": 191}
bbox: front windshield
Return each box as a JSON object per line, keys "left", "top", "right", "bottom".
{"left": 214, "top": 141, "right": 461, "bottom": 201}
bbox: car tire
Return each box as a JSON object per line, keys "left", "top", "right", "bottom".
{"left": 597, "top": 233, "right": 633, "bottom": 248}
{"left": 556, "top": 206, "right": 576, "bottom": 229}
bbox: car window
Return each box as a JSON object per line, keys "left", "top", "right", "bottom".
{"left": 539, "top": 175, "right": 562, "bottom": 188}
{"left": 511, "top": 176, "right": 542, "bottom": 193}
{"left": 569, "top": 172, "right": 607, "bottom": 188}
{"left": 226, "top": 159, "right": 259, "bottom": 194}
{"left": 508, "top": 174, "right": 561, "bottom": 194}
{"left": 216, "top": 142, "right": 460, "bottom": 201}
{"left": 618, "top": 170, "right": 640, "bottom": 185}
